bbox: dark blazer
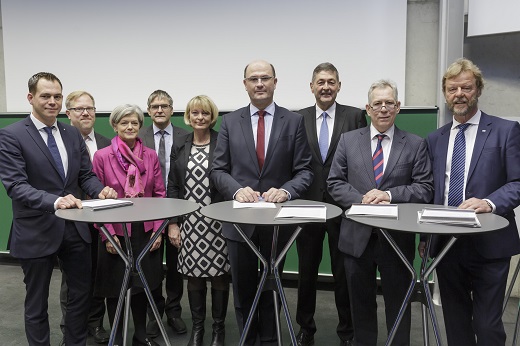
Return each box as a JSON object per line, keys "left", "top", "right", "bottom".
{"left": 210, "top": 104, "right": 314, "bottom": 241}
{"left": 427, "top": 112, "right": 520, "bottom": 259}
{"left": 167, "top": 129, "right": 221, "bottom": 203}
{"left": 328, "top": 126, "right": 434, "bottom": 257}
{"left": 139, "top": 123, "right": 190, "bottom": 151}
{"left": 0, "top": 117, "right": 104, "bottom": 259}
{"left": 298, "top": 103, "right": 367, "bottom": 203}
{"left": 94, "top": 132, "right": 111, "bottom": 150}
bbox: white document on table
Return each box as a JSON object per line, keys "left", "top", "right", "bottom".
{"left": 347, "top": 204, "right": 398, "bottom": 219}
{"left": 418, "top": 208, "right": 481, "bottom": 227}
{"left": 81, "top": 199, "right": 133, "bottom": 211}
{"left": 274, "top": 205, "right": 327, "bottom": 220}
{"left": 233, "top": 201, "right": 276, "bottom": 209}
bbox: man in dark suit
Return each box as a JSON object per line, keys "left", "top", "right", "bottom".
{"left": 295, "top": 62, "right": 367, "bottom": 346}
{"left": 138, "top": 90, "right": 190, "bottom": 337}
{"left": 0, "top": 72, "right": 117, "bottom": 346}
{"left": 421, "top": 58, "right": 520, "bottom": 345}
{"left": 57, "top": 91, "right": 112, "bottom": 344}
{"left": 328, "top": 80, "right": 433, "bottom": 346}
{"left": 211, "top": 60, "right": 313, "bottom": 345}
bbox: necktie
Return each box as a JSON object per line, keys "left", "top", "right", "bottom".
{"left": 83, "top": 136, "right": 92, "bottom": 161}
{"left": 256, "top": 110, "right": 265, "bottom": 171}
{"left": 43, "top": 126, "right": 66, "bottom": 181}
{"left": 158, "top": 130, "right": 166, "bottom": 185}
{"left": 318, "top": 112, "right": 329, "bottom": 162}
{"left": 448, "top": 123, "right": 470, "bottom": 207}
{"left": 372, "top": 134, "right": 385, "bottom": 187}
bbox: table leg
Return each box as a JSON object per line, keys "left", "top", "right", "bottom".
{"left": 379, "top": 229, "right": 417, "bottom": 346}
{"left": 98, "top": 224, "right": 133, "bottom": 346}
{"left": 504, "top": 258, "right": 520, "bottom": 314}
{"left": 135, "top": 219, "right": 172, "bottom": 346}
{"left": 421, "top": 235, "right": 458, "bottom": 346}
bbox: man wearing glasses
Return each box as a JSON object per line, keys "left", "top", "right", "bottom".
{"left": 60, "top": 91, "right": 112, "bottom": 344}
{"left": 327, "top": 80, "right": 433, "bottom": 346}
{"left": 211, "top": 60, "right": 313, "bottom": 345}
{"left": 139, "top": 90, "right": 189, "bottom": 338}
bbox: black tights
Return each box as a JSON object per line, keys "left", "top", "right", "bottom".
{"left": 187, "top": 273, "right": 230, "bottom": 291}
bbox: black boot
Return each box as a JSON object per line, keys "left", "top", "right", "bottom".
{"left": 187, "top": 289, "right": 206, "bottom": 346}
{"left": 210, "top": 288, "right": 228, "bottom": 346}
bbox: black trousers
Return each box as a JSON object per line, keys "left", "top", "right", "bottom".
{"left": 227, "top": 225, "right": 293, "bottom": 346}
{"left": 296, "top": 217, "right": 353, "bottom": 341}
{"left": 21, "top": 221, "right": 91, "bottom": 346}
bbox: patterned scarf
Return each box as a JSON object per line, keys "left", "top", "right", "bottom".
{"left": 111, "top": 136, "right": 146, "bottom": 197}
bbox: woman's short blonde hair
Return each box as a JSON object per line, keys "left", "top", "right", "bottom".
{"left": 184, "top": 95, "right": 219, "bottom": 129}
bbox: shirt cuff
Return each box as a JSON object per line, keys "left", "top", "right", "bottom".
{"left": 281, "top": 189, "right": 291, "bottom": 200}
{"left": 385, "top": 190, "right": 392, "bottom": 202}
{"left": 483, "top": 198, "right": 496, "bottom": 213}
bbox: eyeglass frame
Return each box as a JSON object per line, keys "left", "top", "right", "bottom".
{"left": 68, "top": 107, "right": 96, "bottom": 114}
{"left": 368, "top": 101, "right": 398, "bottom": 112}
{"left": 244, "top": 76, "right": 274, "bottom": 84}
{"left": 149, "top": 104, "right": 172, "bottom": 111}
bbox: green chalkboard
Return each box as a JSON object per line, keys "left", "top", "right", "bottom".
{"left": 0, "top": 107, "right": 438, "bottom": 277}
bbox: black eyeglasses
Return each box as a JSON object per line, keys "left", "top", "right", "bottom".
{"left": 69, "top": 107, "right": 96, "bottom": 114}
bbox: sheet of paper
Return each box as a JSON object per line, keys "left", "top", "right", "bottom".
{"left": 347, "top": 204, "right": 398, "bottom": 218}
{"left": 233, "top": 200, "right": 276, "bottom": 209}
{"left": 274, "top": 205, "right": 327, "bottom": 220}
{"left": 81, "top": 199, "right": 133, "bottom": 210}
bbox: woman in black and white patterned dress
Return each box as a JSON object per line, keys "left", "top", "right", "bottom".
{"left": 167, "top": 95, "right": 229, "bottom": 346}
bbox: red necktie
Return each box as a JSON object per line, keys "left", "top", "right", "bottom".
{"left": 256, "top": 110, "right": 265, "bottom": 170}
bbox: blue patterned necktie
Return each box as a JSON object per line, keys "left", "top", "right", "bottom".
{"left": 43, "top": 126, "right": 65, "bottom": 181}
{"left": 373, "top": 134, "right": 385, "bottom": 187}
{"left": 318, "top": 112, "right": 329, "bottom": 162}
{"left": 448, "top": 123, "right": 470, "bottom": 207}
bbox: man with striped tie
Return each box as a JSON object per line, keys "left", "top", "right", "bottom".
{"left": 327, "top": 79, "right": 433, "bottom": 346}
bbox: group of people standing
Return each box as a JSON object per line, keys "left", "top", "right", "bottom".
{"left": 0, "top": 56, "right": 518, "bottom": 346}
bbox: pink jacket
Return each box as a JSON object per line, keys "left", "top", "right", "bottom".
{"left": 92, "top": 141, "right": 166, "bottom": 240}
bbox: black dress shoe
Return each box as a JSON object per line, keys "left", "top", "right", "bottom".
{"left": 146, "top": 319, "right": 160, "bottom": 338}
{"left": 167, "top": 316, "right": 187, "bottom": 334}
{"left": 88, "top": 326, "right": 110, "bottom": 344}
{"left": 294, "top": 330, "right": 314, "bottom": 346}
{"left": 133, "top": 337, "right": 160, "bottom": 346}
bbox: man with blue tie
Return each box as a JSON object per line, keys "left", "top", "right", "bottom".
{"left": 139, "top": 90, "right": 189, "bottom": 338}
{"left": 0, "top": 72, "right": 117, "bottom": 346}
{"left": 328, "top": 80, "right": 433, "bottom": 346}
{"left": 422, "top": 58, "right": 520, "bottom": 345}
{"left": 295, "top": 62, "right": 366, "bottom": 346}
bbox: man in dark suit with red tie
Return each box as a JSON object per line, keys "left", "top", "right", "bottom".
{"left": 421, "top": 58, "right": 520, "bottom": 345}
{"left": 211, "top": 60, "right": 313, "bottom": 346}
{"left": 295, "top": 62, "right": 367, "bottom": 346}
{"left": 0, "top": 72, "right": 117, "bottom": 346}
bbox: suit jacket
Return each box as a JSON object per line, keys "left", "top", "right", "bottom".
{"left": 328, "top": 126, "right": 434, "bottom": 257}
{"left": 298, "top": 103, "right": 367, "bottom": 203}
{"left": 92, "top": 138, "right": 166, "bottom": 238}
{"left": 167, "top": 129, "right": 221, "bottom": 201}
{"left": 427, "top": 112, "right": 520, "bottom": 259}
{"left": 139, "top": 123, "right": 190, "bottom": 151}
{"left": 94, "top": 132, "right": 111, "bottom": 150}
{"left": 0, "top": 117, "right": 105, "bottom": 259}
{"left": 210, "top": 104, "right": 314, "bottom": 241}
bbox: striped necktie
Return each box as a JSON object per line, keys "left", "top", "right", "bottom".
{"left": 447, "top": 123, "right": 470, "bottom": 207}
{"left": 373, "top": 134, "right": 385, "bottom": 187}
